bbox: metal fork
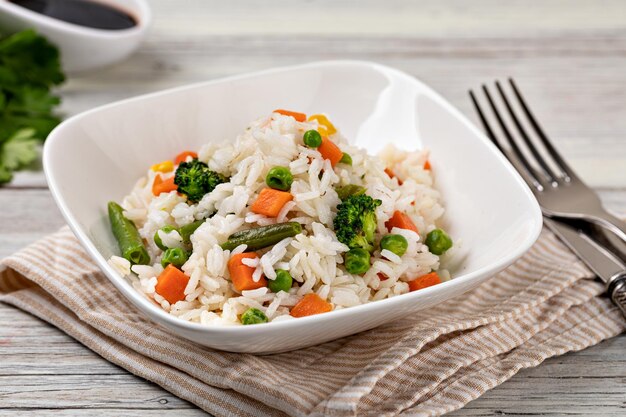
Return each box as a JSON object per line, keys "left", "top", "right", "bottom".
{"left": 469, "top": 79, "right": 626, "bottom": 243}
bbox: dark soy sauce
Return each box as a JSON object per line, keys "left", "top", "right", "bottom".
{"left": 10, "top": 0, "right": 137, "bottom": 30}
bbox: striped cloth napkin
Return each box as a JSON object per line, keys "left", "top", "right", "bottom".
{"left": 1, "top": 226, "right": 624, "bottom": 417}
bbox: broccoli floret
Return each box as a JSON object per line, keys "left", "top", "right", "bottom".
{"left": 333, "top": 194, "right": 382, "bottom": 252}
{"left": 174, "top": 159, "right": 227, "bottom": 203}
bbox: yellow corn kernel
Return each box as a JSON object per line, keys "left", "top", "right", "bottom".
{"left": 308, "top": 114, "right": 337, "bottom": 135}
{"left": 317, "top": 125, "right": 329, "bottom": 136}
{"left": 151, "top": 160, "right": 174, "bottom": 173}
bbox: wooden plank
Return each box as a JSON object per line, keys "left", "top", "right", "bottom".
{"left": 0, "top": 374, "right": 195, "bottom": 410}
{"left": 135, "top": 0, "right": 626, "bottom": 37}
{"left": 0, "top": 412, "right": 206, "bottom": 417}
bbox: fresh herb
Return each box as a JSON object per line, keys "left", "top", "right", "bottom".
{"left": 0, "top": 29, "right": 64, "bottom": 184}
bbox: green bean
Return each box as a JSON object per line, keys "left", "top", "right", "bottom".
{"left": 179, "top": 219, "right": 204, "bottom": 243}
{"left": 107, "top": 201, "right": 150, "bottom": 265}
{"left": 425, "top": 228, "right": 453, "bottom": 255}
{"left": 161, "top": 247, "right": 189, "bottom": 268}
{"left": 344, "top": 248, "right": 371, "bottom": 274}
{"left": 154, "top": 225, "right": 177, "bottom": 251}
{"left": 339, "top": 153, "right": 352, "bottom": 165}
{"left": 266, "top": 166, "right": 293, "bottom": 191}
{"left": 380, "top": 234, "right": 408, "bottom": 257}
{"left": 221, "top": 222, "right": 302, "bottom": 251}
{"left": 269, "top": 269, "right": 293, "bottom": 293}
{"left": 303, "top": 129, "right": 322, "bottom": 148}
{"left": 335, "top": 184, "right": 366, "bottom": 200}
{"left": 241, "top": 307, "right": 268, "bottom": 325}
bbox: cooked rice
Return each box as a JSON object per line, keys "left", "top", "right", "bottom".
{"left": 115, "top": 111, "right": 450, "bottom": 325}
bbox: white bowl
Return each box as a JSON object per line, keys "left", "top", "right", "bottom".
{"left": 0, "top": 0, "right": 150, "bottom": 72}
{"left": 43, "top": 61, "right": 542, "bottom": 353}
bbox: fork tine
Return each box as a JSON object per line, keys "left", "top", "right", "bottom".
{"left": 468, "top": 90, "right": 504, "bottom": 153}
{"left": 495, "top": 81, "right": 559, "bottom": 187}
{"left": 480, "top": 84, "right": 546, "bottom": 191}
{"left": 508, "top": 78, "right": 575, "bottom": 183}
{"left": 469, "top": 89, "right": 543, "bottom": 192}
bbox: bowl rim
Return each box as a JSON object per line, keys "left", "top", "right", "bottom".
{"left": 43, "top": 60, "right": 543, "bottom": 336}
{"left": 0, "top": 0, "right": 151, "bottom": 38}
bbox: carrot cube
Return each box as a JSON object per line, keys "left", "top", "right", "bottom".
{"left": 408, "top": 272, "right": 441, "bottom": 292}
{"left": 318, "top": 136, "right": 343, "bottom": 167}
{"left": 290, "top": 294, "right": 332, "bottom": 318}
{"left": 228, "top": 253, "right": 267, "bottom": 292}
{"left": 385, "top": 210, "right": 418, "bottom": 233}
{"left": 274, "top": 109, "right": 307, "bottom": 122}
{"left": 155, "top": 265, "right": 190, "bottom": 304}
{"left": 250, "top": 188, "right": 293, "bottom": 217}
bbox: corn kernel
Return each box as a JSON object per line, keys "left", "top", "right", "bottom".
{"left": 151, "top": 160, "right": 174, "bottom": 173}
{"left": 308, "top": 114, "right": 337, "bottom": 135}
{"left": 317, "top": 125, "right": 329, "bottom": 136}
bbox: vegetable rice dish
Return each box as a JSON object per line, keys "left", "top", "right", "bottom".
{"left": 107, "top": 110, "right": 453, "bottom": 325}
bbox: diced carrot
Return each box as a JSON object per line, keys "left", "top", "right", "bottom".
{"left": 227, "top": 253, "right": 267, "bottom": 292}
{"left": 290, "top": 294, "right": 332, "bottom": 318}
{"left": 152, "top": 175, "right": 178, "bottom": 196}
{"left": 174, "top": 151, "right": 198, "bottom": 165}
{"left": 274, "top": 109, "right": 307, "bottom": 122}
{"left": 408, "top": 272, "right": 441, "bottom": 292}
{"left": 250, "top": 188, "right": 293, "bottom": 217}
{"left": 377, "top": 272, "right": 388, "bottom": 281}
{"left": 385, "top": 210, "right": 418, "bottom": 233}
{"left": 155, "top": 265, "right": 190, "bottom": 304}
{"left": 423, "top": 160, "right": 431, "bottom": 170}
{"left": 384, "top": 167, "right": 403, "bottom": 185}
{"left": 318, "top": 136, "right": 343, "bottom": 167}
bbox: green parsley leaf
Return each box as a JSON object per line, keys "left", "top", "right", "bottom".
{"left": 0, "top": 29, "right": 64, "bottom": 88}
{"left": 0, "top": 29, "right": 64, "bottom": 184}
{"left": 0, "top": 128, "right": 40, "bottom": 173}
{"left": 0, "top": 164, "right": 12, "bottom": 183}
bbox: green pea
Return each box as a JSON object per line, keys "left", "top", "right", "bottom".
{"left": 380, "top": 234, "right": 408, "bottom": 257}
{"left": 161, "top": 247, "right": 189, "bottom": 268}
{"left": 303, "top": 129, "right": 322, "bottom": 148}
{"left": 266, "top": 166, "right": 293, "bottom": 191}
{"left": 268, "top": 269, "right": 293, "bottom": 293}
{"left": 339, "top": 153, "right": 352, "bottom": 165}
{"left": 154, "top": 225, "right": 177, "bottom": 251}
{"left": 344, "top": 248, "right": 371, "bottom": 274}
{"left": 241, "top": 307, "right": 268, "bottom": 325}
{"left": 425, "top": 228, "right": 453, "bottom": 255}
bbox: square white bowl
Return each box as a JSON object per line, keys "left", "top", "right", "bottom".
{"left": 43, "top": 61, "right": 542, "bottom": 353}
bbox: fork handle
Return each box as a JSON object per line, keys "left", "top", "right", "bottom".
{"left": 588, "top": 211, "right": 626, "bottom": 242}
{"left": 609, "top": 273, "right": 626, "bottom": 318}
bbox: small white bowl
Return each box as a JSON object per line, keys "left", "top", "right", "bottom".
{"left": 0, "top": 0, "right": 151, "bottom": 72}
{"left": 43, "top": 61, "right": 542, "bottom": 353}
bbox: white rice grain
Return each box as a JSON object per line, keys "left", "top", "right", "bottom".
{"left": 380, "top": 249, "right": 402, "bottom": 264}
{"left": 108, "top": 256, "right": 130, "bottom": 277}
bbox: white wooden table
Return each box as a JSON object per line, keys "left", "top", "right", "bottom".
{"left": 1, "top": 1, "right": 625, "bottom": 415}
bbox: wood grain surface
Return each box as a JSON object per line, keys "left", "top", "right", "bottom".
{"left": 1, "top": 1, "right": 625, "bottom": 416}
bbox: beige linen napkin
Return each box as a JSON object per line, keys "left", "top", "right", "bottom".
{"left": 1, "top": 226, "right": 624, "bottom": 417}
